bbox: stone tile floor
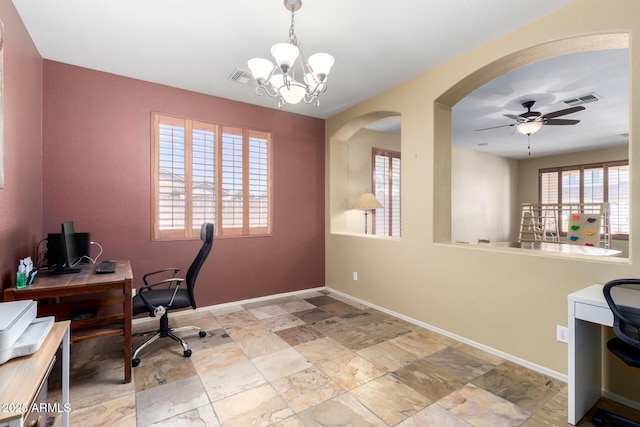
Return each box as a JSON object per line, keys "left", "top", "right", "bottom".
{"left": 47, "top": 289, "right": 640, "bottom": 426}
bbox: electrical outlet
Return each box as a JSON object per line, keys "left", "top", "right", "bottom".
{"left": 353, "top": 272, "right": 358, "bottom": 281}
{"left": 557, "top": 325, "right": 568, "bottom": 343}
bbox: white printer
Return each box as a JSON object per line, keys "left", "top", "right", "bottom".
{"left": 0, "top": 300, "right": 54, "bottom": 365}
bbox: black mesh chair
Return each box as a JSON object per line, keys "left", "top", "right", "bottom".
{"left": 592, "top": 278, "right": 640, "bottom": 427}
{"left": 131, "top": 222, "right": 214, "bottom": 367}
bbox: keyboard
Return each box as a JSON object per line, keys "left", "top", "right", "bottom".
{"left": 95, "top": 260, "right": 116, "bottom": 274}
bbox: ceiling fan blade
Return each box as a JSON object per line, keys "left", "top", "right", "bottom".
{"left": 503, "top": 114, "right": 522, "bottom": 121}
{"left": 544, "top": 118, "right": 581, "bottom": 126}
{"left": 475, "top": 123, "right": 515, "bottom": 131}
{"left": 542, "top": 105, "right": 585, "bottom": 119}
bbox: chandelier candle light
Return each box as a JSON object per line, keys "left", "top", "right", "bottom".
{"left": 248, "top": 0, "right": 334, "bottom": 107}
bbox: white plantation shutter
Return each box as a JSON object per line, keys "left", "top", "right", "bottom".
{"left": 391, "top": 156, "right": 401, "bottom": 236}
{"left": 608, "top": 164, "right": 630, "bottom": 234}
{"left": 155, "top": 115, "right": 187, "bottom": 238}
{"left": 539, "top": 171, "right": 558, "bottom": 205}
{"left": 152, "top": 114, "right": 271, "bottom": 240}
{"left": 373, "top": 148, "right": 401, "bottom": 237}
{"left": 248, "top": 130, "right": 270, "bottom": 233}
{"left": 191, "top": 121, "right": 216, "bottom": 233}
{"left": 583, "top": 167, "right": 604, "bottom": 203}
{"left": 221, "top": 127, "right": 244, "bottom": 235}
{"left": 374, "top": 154, "right": 389, "bottom": 235}
{"left": 539, "top": 171, "right": 559, "bottom": 235}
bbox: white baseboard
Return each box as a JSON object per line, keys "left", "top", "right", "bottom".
{"left": 602, "top": 390, "right": 640, "bottom": 412}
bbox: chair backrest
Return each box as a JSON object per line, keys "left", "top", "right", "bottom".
{"left": 185, "top": 222, "right": 214, "bottom": 309}
{"left": 603, "top": 278, "right": 640, "bottom": 349}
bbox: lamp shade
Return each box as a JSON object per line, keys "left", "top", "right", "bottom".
{"left": 308, "top": 52, "right": 334, "bottom": 80}
{"left": 269, "top": 74, "right": 305, "bottom": 104}
{"left": 352, "top": 192, "right": 383, "bottom": 210}
{"left": 248, "top": 58, "right": 275, "bottom": 83}
{"left": 516, "top": 121, "right": 543, "bottom": 135}
{"left": 280, "top": 84, "right": 306, "bottom": 104}
{"left": 271, "top": 42, "right": 300, "bottom": 71}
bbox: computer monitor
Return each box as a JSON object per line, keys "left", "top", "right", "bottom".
{"left": 57, "top": 221, "right": 81, "bottom": 274}
{"left": 45, "top": 232, "right": 90, "bottom": 267}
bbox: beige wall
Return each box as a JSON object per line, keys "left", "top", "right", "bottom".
{"left": 326, "top": 0, "right": 639, "bottom": 404}
{"left": 452, "top": 147, "right": 518, "bottom": 244}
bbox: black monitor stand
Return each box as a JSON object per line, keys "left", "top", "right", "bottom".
{"left": 53, "top": 265, "right": 81, "bottom": 275}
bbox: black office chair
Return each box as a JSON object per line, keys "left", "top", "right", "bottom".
{"left": 131, "top": 222, "right": 214, "bottom": 367}
{"left": 592, "top": 278, "right": 640, "bottom": 427}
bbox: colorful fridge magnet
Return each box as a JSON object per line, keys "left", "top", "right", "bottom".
{"left": 587, "top": 217, "right": 597, "bottom": 223}
{"left": 572, "top": 214, "right": 581, "bottom": 220}
{"left": 585, "top": 243, "right": 594, "bottom": 247}
{"left": 585, "top": 230, "right": 596, "bottom": 236}
{"left": 570, "top": 235, "right": 579, "bottom": 241}
{"left": 571, "top": 225, "right": 580, "bottom": 230}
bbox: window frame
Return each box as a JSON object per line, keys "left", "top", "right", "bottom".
{"left": 151, "top": 113, "right": 272, "bottom": 241}
{"left": 539, "top": 159, "right": 629, "bottom": 240}
{"left": 372, "top": 147, "right": 401, "bottom": 237}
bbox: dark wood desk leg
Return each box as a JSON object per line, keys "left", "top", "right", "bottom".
{"left": 123, "top": 276, "right": 133, "bottom": 384}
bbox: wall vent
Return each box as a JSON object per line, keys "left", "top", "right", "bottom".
{"left": 228, "top": 68, "right": 252, "bottom": 85}
{"left": 563, "top": 93, "right": 601, "bottom": 106}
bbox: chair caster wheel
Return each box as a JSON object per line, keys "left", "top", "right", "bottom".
{"left": 132, "top": 358, "right": 140, "bottom": 367}
{"left": 184, "top": 349, "right": 192, "bottom": 357}
{"left": 199, "top": 331, "right": 206, "bottom": 338}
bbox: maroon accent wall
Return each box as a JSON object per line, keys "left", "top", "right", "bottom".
{"left": 0, "top": 3, "right": 43, "bottom": 291}
{"left": 42, "top": 61, "right": 325, "bottom": 305}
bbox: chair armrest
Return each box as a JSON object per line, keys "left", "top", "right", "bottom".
{"left": 139, "top": 278, "right": 185, "bottom": 291}
{"left": 143, "top": 268, "right": 180, "bottom": 286}
{"left": 137, "top": 278, "right": 185, "bottom": 313}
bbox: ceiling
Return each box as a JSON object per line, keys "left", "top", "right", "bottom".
{"left": 12, "top": 0, "right": 574, "bottom": 120}
{"left": 13, "top": 0, "right": 627, "bottom": 160}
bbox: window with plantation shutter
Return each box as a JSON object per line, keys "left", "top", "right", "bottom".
{"left": 372, "top": 148, "right": 401, "bottom": 237}
{"left": 539, "top": 160, "right": 628, "bottom": 239}
{"left": 608, "top": 164, "right": 630, "bottom": 235}
{"left": 152, "top": 113, "right": 271, "bottom": 240}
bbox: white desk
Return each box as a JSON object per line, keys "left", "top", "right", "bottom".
{"left": 568, "top": 284, "right": 613, "bottom": 425}
{"left": 0, "top": 321, "right": 70, "bottom": 427}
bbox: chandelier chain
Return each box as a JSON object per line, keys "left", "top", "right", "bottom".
{"left": 288, "top": 7, "right": 302, "bottom": 52}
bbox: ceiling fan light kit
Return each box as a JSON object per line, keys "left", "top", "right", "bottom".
{"left": 516, "top": 120, "right": 543, "bottom": 135}
{"left": 247, "top": 0, "right": 335, "bottom": 107}
{"left": 476, "top": 100, "right": 586, "bottom": 154}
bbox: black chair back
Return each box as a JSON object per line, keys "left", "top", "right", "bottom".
{"left": 604, "top": 279, "right": 640, "bottom": 348}
{"left": 603, "top": 279, "right": 640, "bottom": 368}
{"left": 185, "top": 222, "right": 214, "bottom": 309}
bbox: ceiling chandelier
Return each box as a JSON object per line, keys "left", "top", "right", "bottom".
{"left": 247, "top": 0, "right": 334, "bottom": 107}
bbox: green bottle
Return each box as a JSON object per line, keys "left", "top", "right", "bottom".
{"left": 16, "top": 263, "right": 27, "bottom": 289}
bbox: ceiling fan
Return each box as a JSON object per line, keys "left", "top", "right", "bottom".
{"left": 476, "top": 100, "right": 586, "bottom": 135}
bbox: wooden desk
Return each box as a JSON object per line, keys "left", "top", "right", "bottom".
{"left": 0, "top": 321, "right": 70, "bottom": 427}
{"left": 3, "top": 260, "right": 133, "bottom": 384}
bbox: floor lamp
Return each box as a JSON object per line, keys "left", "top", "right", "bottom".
{"left": 352, "top": 192, "right": 383, "bottom": 234}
